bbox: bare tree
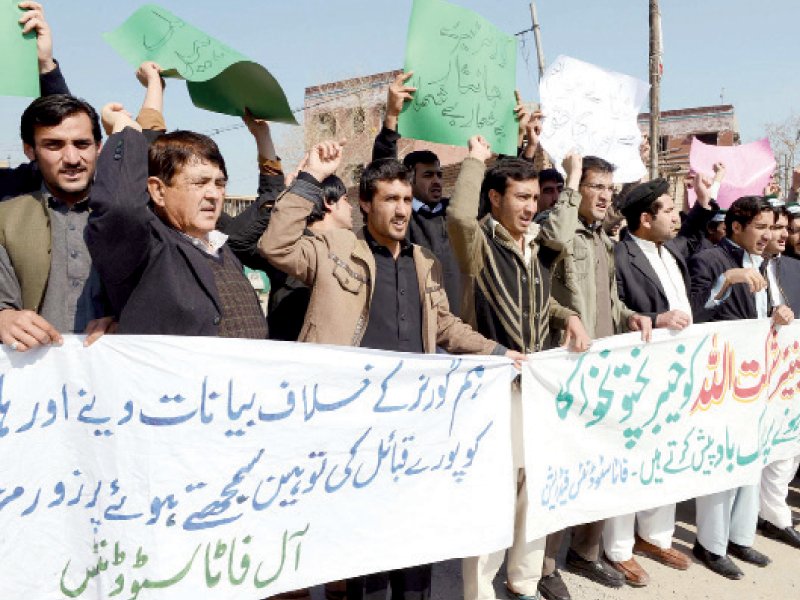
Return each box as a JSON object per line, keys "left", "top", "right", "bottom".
{"left": 765, "top": 112, "right": 800, "bottom": 195}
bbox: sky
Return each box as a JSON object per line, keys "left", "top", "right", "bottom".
{"left": 1, "top": 0, "right": 798, "bottom": 195}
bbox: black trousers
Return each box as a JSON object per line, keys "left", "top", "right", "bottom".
{"left": 346, "top": 564, "right": 432, "bottom": 600}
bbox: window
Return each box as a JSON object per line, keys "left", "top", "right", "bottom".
{"left": 695, "top": 132, "right": 718, "bottom": 145}
{"left": 317, "top": 112, "right": 336, "bottom": 137}
{"left": 353, "top": 107, "right": 366, "bottom": 134}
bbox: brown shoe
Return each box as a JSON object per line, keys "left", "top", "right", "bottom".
{"left": 633, "top": 534, "right": 691, "bottom": 570}
{"left": 605, "top": 555, "right": 650, "bottom": 587}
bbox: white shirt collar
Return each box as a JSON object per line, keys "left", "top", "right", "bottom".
{"left": 412, "top": 198, "right": 444, "bottom": 214}
{"left": 181, "top": 229, "right": 229, "bottom": 257}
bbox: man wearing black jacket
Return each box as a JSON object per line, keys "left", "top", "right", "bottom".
{"left": 687, "top": 195, "right": 794, "bottom": 580}
{"left": 604, "top": 178, "right": 713, "bottom": 586}
{"left": 757, "top": 201, "right": 800, "bottom": 550}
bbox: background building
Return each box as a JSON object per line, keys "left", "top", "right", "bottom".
{"left": 639, "top": 104, "right": 739, "bottom": 208}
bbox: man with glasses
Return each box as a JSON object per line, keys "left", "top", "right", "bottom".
{"left": 536, "top": 156, "right": 652, "bottom": 599}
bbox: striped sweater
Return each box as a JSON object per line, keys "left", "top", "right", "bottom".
{"left": 447, "top": 158, "right": 576, "bottom": 353}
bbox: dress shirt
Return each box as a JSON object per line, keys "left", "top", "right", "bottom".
{"left": 37, "top": 188, "right": 106, "bottom": 332}
{"left": 630, "top": 233, "right": 693, "bottom": 320}
{"left": 412, "top": 198, "right": 444, "bottom": 214}
{"left": 766, "top": 257, "right": 786, "bottom": 309}
{"left": 179, "top": 229, "right": 229, "bottom": 257}
{"left": 359, "top": 230, "right": 424, "bottom": 353}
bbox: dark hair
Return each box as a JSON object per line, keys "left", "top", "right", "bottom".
{"left": 20, "top": 94, "right": 101, "bottom": 147}
{"left": 478, "top": 158, "right": 538, "bottom": 218}
{"left": 539, "top": 168, "right": 564, "bottom": 186}
{"left": 725, "top": 196, "right": 773, "bottom": 237}
{"left": 623, "top": 196, "right": 664, "bottom": 232}
{"left": 580, "top": 156, "right": 615, "bottom": 182}
{"left": 403, "top": 150, "right": 439, "bottom": 173}
{"left": 148, "top": 130, "right": 227, "bottom": 185}
{"left": 358, "top": 159, "right": 410, "bottom": 203}
{"left": 771, "top": 204, "right": 789, "bottom": 222}
{"left": 308, "top": 175, "right": 347, "bottom": 224}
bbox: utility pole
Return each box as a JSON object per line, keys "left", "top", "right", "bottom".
{"left": 529, "top": 2, "right": 546, "bottom": 81}
{"left": 649, "top": 0, "right": 662, "bottom": 180}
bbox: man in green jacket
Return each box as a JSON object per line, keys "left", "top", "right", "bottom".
{"left": 536, "top": 155, "right": 652, "bottom": 598}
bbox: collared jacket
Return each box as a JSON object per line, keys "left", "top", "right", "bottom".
{"left": 688, "top": 237, "right": 757, "bottom": 323}
{"left": 614, "top": 201, "right": 716, "bottom": 324}
{"left": 538, "top": 189, "right": 634, "bottom": 338}
{"left": 446, "top": 157, "right": 576, "bottom": 353}
{"left": 87, "top": 127, "right": 263, "bottom": 336}
{"left": 772, "top": 255, "right": 800, "bottom": 314}
{"left": 258, "top": 177, "right": 499, "bottom": 355}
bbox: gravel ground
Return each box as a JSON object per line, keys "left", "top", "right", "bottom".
{"left": 428, "top": 477, "right": 800, "bottom": 600}
{"left": 312, "top": 477, "right": 800, "bottom": 600}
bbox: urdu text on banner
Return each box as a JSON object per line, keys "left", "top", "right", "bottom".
{"left": 522, "top": 320, "right": 800, "bottom": 542}
{"left": 0, "top": 336, "right": 516, "bottom": 599}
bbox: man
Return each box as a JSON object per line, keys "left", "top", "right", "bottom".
{"left": 756, "top": 200, "right": 800, "bottom": 550}
{"left": 784, "top": 203, "right": 800, "bottom": 259}
{"left": 447, "top": 135, "right": 589, "bottom": 600}
{"left": 260, "top": 141, "right": 523, "bottom": 600}
{"left": 0, "top": 94, "right": 112, "bottom": 351}
{"left": 87, "top": 105, "right": 267, "bottom": 339}
{"left": 217, "top": 109, "right": 287, "bottom": 273}
{"left": 267, "top": 175, "right": 352, "bottom": 342}
{"left": 704, "top": 211, "right": 727, "bottom": 247}
{"left": 369, "top": 73, "right": 462, "bottom": 315}
{"left": 537, "top": 155, "right": 652, "bottom": 597}
{"left": 371, "top": 73, "right": 536, "bottom": 317}
{"left": 533, "top": 169, "right": 564, "bottom": 224}
{"left": 605, "top": 177, "right": 720, "bottom": 586}
{"left": 687, "top": 195, "right": 794, "bottom": 579}
{"left": 2, "top": 1, "right": 72, "bottom": 200}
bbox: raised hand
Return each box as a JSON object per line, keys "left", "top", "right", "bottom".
{"left": 304, "top": 140, "right": 346, "bottom": 182}
{"left": 467, "top": 135, "right": 492, "bottom": 163}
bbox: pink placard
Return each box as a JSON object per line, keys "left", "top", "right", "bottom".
{"left": 687, "top": 138, "right": 776, "bottom": 209}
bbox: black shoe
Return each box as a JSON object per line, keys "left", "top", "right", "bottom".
{"left": 727, "top": 541, "right": 771, "bottom": 567}
{"left": 537, "top": 571, "right": 571, "bottom": 600}
{"left": 565, "top": 548, "right": 624, "bottom": 588}
{"left": 759, "top": 519, "right": 800, "bottom": 549}
{"left": 691, "top": 541, "right": 744, "bottom": 580}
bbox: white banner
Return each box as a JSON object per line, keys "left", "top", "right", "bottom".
{"left": 539, "top": 55, "right": 650, "bottom": 184}
{"left": 522, "top": 320, "right": 800, "bottom": 541}
{"left": 0, "top": 336, "right": 516, "bottom": 599}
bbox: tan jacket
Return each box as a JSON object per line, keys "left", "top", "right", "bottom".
{"left": 538, "top": 188, "right": 634, "bottom": 338}
{"left": 0, "top": 192, "right": 51, "bottom": 311}
{"left": 259, "top": 186, "right": 499, "bottom": 355}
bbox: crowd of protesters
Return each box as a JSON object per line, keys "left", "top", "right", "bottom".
{"left": 2, "top": 4, "right": 800, "bottom": 600}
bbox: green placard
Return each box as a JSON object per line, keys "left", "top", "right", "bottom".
{"left": 104, "top": 4, "right": 296, "bottom": 124}
{"left": 398, "top": 0, "right": 517, "bottom": 155}
{"left": 0, "top": 0, "right": 40, "bottom": 98}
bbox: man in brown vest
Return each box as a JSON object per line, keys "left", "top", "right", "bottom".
{"left": 0, "top": 94, "right": 112, "bottom": 352}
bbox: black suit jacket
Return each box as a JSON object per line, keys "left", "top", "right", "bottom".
{"left": 88, "top": 127, "right": 261, "bottom": 336}
{"left": 771, "top": 255, "right": 800, "bottom": 314}
{"left": 615, "top": 236, "right": 689, "bottom": 324}
{"left": 688, "top": 237, "right": 757, "bottom": 323}
{"left": 615, "top": 202, "right": 715, "bottom": 323}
